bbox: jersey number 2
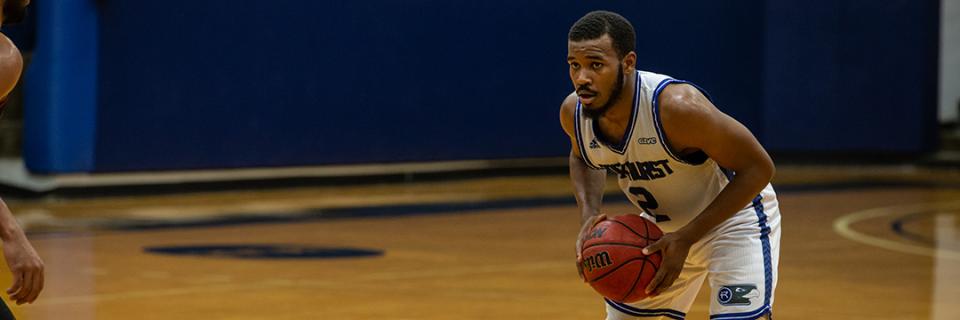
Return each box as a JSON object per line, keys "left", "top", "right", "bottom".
{"left": 628, "top": 187, "right": 671, "bottom": 222}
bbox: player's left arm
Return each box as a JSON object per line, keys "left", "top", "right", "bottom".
{"left": 643, "top": 83, "right": 775, "bottom": 295}
{"left": 0, "top": 27, "right": 45, "bottom": 305}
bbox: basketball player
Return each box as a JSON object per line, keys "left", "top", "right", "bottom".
{"left": 0, "top": 0, "right": 44, "bottom": 318}
{"left": 561, "top": 11, "right": 781, "bottom": 320}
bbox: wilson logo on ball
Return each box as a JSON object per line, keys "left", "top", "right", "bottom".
{"left": 581, "top": 251, "right": 614, "bottom": 272}
{"left": 580, "top": 214, "right": 664, "bottom": 303}
{"left": 585, "top": 227, "right": 607, "bottom": 241}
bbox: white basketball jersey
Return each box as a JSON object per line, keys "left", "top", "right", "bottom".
{"left": 574, "top": 70, "right": 777, "bottom": 232}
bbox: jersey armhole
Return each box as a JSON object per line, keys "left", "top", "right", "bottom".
{"left": 651, "top": 79, "right": 711, "bottom": 166}
{"left": 573, "top": 101, "right": 601, "bottom": 169}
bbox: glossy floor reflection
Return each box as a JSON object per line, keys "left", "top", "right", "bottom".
{"left": 2, "top": 166, "right": 959, "bottom": 319}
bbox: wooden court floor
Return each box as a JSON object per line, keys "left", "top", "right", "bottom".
{"left": 2, "top": 165, "right": 959, "bottom": 319}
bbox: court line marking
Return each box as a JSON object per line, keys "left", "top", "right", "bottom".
{"left": 0, "top": 157, "right": 568, "bottom": 192}
{"left": 38, "top": 261, "right": 572, "bottom": 306}
{"left": 833, "top": 200, "right": 960, "bottom": 261}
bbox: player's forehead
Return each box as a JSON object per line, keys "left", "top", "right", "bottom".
{"left": 567, "top": 34, "right": 616, "bottom": 59}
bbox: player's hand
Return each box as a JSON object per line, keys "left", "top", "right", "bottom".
{"left": 4, "top": 234, "right": 44, "bottom": 305}
{"left": 575, "top": 213, "right": 607, "bottom": 281}
{"left": 641, "top": 231, "right": 693, "bottom": 295}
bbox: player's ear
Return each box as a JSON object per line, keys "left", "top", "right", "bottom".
{"left": 622, "top": 52, "right": 637, "bottom": 73}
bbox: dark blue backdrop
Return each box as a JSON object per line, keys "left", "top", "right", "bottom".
{"left": 762, "top": 0, "right": 940, "bottom": 153}
{"left": 21, "top": 1, "right": 939, "bottom": 173}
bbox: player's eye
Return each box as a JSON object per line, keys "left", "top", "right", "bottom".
{"left": 591, "top": 62, "right": 603, "bottom": 69}
{"left": 570, "top": 62, "right": 581, "bottom": 70}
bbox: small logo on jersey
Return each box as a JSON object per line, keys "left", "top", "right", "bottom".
{"left": 718, "top": 285, "right": 759, "bottom": 306}
{"left": 637, "top": 137, "right": 657, "bottom": 145}
{"left": 589, "top": 139, "right": 601, "bottom": 149}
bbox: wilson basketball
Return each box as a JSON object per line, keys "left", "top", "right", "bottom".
{"left": 580, "top": 214, "right": 663, "bottom": 303}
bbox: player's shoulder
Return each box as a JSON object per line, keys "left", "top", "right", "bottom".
{"left": 560, "top": 91, "right": 578, "bottom": 114}
{"left": 559, "top": 92, "right": 579, "bottom": 136}
{"left": 657, "top": 82, "right": 714, "bottom": 119}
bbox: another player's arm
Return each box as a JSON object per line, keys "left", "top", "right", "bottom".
{"left": 643, "top": 83, "right": 775, "bottom": 295}
{"left": 0, "top": 21, "right": 45, "bottom": 305}
{"left": 559, "top": 93, "right": 608, "bottom": 267}
{"left": 0, "top": 198, "right": 43, "bottom": 304}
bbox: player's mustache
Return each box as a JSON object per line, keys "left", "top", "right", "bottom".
{"left": 576, "top": 85, "right": 597, "bottom": 96}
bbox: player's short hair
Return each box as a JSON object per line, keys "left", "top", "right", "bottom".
{"left": 2, "top": 0, "right": 30, "bottom": 26}
{"left": 568, "top": 10, "right": 636, "bottom": 59}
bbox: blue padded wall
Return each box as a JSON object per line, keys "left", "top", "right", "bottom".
{"left": 22, "top": 0, "right": 98, "bottom": 173}
{"left": 762, "top": 0, "right": 940, "bottom": 153}
{"left": 21, "top": 1, "right": 938, "bottom": 173}
{"left": 88, "top": 1, "right": 763, "bottom": 171}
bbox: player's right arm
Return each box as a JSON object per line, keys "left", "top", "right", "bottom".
{"left": 559, "top": 93, "right": 607, "bottom": 270}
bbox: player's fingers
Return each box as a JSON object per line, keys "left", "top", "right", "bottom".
{"left": 576, "top": 221, "right": 593, "bottom": 245}
{"left": 5, "top": 270, "right": 20, "bottom": 295}
{"left": 576, "top": 260, "right": 586, "bottom": 281}
{"left": 25, "top": 269, "right": 41, "bottom": 303}
{"left": 580, "top": 214, "right": 606, "bottom": 234}
{"left": 37, "top": 266, "right": 45, "bottom": 302}
{"left": 16, "top": 270, "right": 35, "bottom": 305}
{"left": 575, "top": 241, "right": 586, "bottom": 260}
{"left": 642, "top": 239, "right": 664, "bottom": 255}
{"left": 655, "top": 269, "right": 680, "bottom": 295}
{"left": 8, "top": 271, "right": 25, "bottom": 303}
{"left": 22, "top": 268, "right": 40, "bottom": 304}
{"left": 644, "top": 268, "right": 666, "bottom": 294}
{"left": 593, "top": 214, "right": 608, "bottom": 224}
{"left": 7, "top": 271, "right": 24, "bottom": 301}
{"left": 578, "top": 214, "right": 607, "bottom": 252}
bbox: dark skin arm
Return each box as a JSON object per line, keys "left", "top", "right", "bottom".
{"left": 0, "top": 198, "right": 43, "bottom": 304}
{"left": 642, "top": 83, "right": 775, "bottom": 295}
{"left": 0, "top": 5, "right": 44, "bottom": 304}
{"left": 559, "top": 92, "right": 609, "bottom": 279}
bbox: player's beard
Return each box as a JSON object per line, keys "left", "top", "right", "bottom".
{"left": 582, "top": 67, "right": 625, "bottom": 119}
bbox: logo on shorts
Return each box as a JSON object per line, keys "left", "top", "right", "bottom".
{"left": 718, "top": 285, "right": 758, "bottom": 306}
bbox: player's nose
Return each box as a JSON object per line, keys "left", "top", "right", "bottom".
{"left": 574, "top": 70, "right": 592, "bottom": 86}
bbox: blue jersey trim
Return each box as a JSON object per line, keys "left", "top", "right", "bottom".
{"left": 709, "top": 304, "right": 771, "bottom": 320}
{"left": 605, "top": 299, "right": 686, "bottom": 319}
{"left": 720, "top": 167, "right": 735, "bottom": 182}
{"left": 573, "top": 101, "right": 601, "bottom": 169}
{"left": 590, "top": 71, "right": 642, "bottom": 155}
{"left": 710, "top": 195, "right": 774, "bottom": 320}
{"left": 651, "top": 79, "right": 714, "bottom": 165}
{"left": 751, "top": 195, "right": 773, "bottom": 308}
{"left": 709, "top": 195, "right": 773, "bottom": 320}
